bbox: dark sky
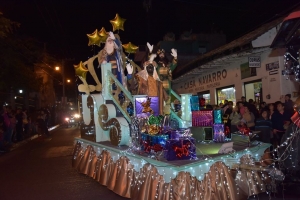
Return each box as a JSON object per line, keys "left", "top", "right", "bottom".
{"left": 1, "top": 0, "right": 300, "bottom": 64}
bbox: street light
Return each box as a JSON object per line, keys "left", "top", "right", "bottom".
{"left": 55, "top": 64, "right": 66, "bottom": 107}
{"left": 67, "top": 79, "right": 71, "bottom": 83}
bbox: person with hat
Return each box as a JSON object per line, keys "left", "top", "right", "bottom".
{"left": 147, "top": 43, "right": 177, "bottom": 95}
{"left": 126, "top": 54, "right": 169, "bottom": 115}
{"left": 98, "top": 32, "right": 126, "bottom": 90}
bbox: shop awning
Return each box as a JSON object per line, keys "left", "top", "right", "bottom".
{"left": 270, "top": 10, "right": 300, "bottom": 48}
{"left": 173, "top": 17, "right": 284, "bottom": 81}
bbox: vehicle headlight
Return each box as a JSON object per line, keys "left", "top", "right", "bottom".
{"left": 65, "top": 117, "right": 69, "bottom": 121}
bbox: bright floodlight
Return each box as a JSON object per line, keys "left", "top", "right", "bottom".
{"left": 19, "top": 90, "right": 23, "bottom": 93}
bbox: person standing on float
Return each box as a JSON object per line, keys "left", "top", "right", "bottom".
{"left": 147, "top": 43, "right": 177, "bottom": 95}
{"left": 98, "top": 32, "right": 127, "bottom": 90}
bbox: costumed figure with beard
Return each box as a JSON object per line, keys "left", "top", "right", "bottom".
{"left": 126, "top": 54, "right": 169, "bottom": 115}
{"left": 147, "top": 43, "right": 177, "bottom": 95}
{"left": 98, "top": 32, "right": 126, "bottom": 90}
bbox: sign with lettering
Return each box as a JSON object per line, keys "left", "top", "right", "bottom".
{"left": 248, "top": 56, "right": 261, "bottom": 68}
{"left": 266, "top": 61, "right": 279, "bottom": 71}
{"left": 182, "top": 69, "right": 227, "bottom": 93}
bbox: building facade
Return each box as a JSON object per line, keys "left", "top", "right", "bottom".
{"left": 172, "top": 18, "right": 299, "bottom": 105}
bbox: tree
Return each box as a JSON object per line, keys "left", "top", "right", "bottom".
{"left": 0, "top": 12, "right": 19, "bottom": 38}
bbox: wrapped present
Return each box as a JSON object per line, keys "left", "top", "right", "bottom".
{"left": 165, "top": 137, "right": 196, "bottom": 160}
{"left": 213, "top": 123, "right": 225, "bottom": 143}
{"left": 141, "top": 133, "right": 169, "bottom": 152}
{"left": 192, "top": 110, "right": 213, "bottom": 127}
{"left": 135, "top": 96, "right": 160, "bottom": 116}
{"left": 170, "top": 118, "right": 179, "bottom": 129}
{"left": 213, "top": 109, "right": 222, "bottom": 124}
{"left": 167, "top": 128, "right": 192, "bottom": 140}
{"left": 190, "top": 95, "right": 200, "bottom": 111}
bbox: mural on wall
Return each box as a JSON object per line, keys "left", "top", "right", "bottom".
{"left": 240, "top": 62, "right": 257, "bottom": 79}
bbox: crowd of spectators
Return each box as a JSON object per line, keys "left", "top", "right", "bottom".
{"left": 219, "top": 94, "right": 294, "bottom": 148}
{"left": 0, "top": 105, "right": 51, "bottom": 152}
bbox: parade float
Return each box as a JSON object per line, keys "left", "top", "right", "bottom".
{"left": 71, "top": 13, "right": 299, "bottom": 200}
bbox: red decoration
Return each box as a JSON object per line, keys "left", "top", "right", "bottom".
{"left": 238, "top": 126, "right": 250, "bottom": 136}
{"left": 172, "top": 142, "right": 191, "bottom": 158}
{"left": 143, "top": 140, "right": 163, "bottom": 153}
{"left": 225, "top": 126, "right": 230, "bottom": 136}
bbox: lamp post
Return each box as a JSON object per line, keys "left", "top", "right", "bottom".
{"left": 55, "top": 63, "right": 66, "bottom": 107}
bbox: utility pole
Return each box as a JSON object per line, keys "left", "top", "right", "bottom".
{"left": 62, "top": 59, "right": 66, "bottom": 107}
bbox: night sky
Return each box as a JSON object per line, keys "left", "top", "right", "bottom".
{"left": 1, "top": 0, "right": 300, "bottom": 76}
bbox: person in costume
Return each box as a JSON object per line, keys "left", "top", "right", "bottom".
{"left": 147, "top": 43, "right": 177, "bottom": 95}
{"left": 98, "top": 32, "right": 126, "bottom": 90}
{"left": 126, "top": 54, "right": 169, "bottom": 115}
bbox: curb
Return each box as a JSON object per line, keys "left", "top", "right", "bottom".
{"left": 3, "top": 125, "right": 61, "bottom": 152}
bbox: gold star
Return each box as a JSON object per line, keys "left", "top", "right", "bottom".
{"left": 74, "top": 61, "right": 89, "bottom": 80}
{"left": 87, "top": 29, "right": 101, "bottom": 46}
{"left": 109, "top": 13, "right": 126, "bottom": 32}
{"left": 98, "top": 27, "right": 108, "bottom": 43}
{"left": 122, "top": 42, "right": 139, "bottom": 54}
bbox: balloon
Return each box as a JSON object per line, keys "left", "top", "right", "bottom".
{"left": 122, "top": 42, "right": 139, "bottom": 54}
{"left": 98, "top": 27, "right": 108, "bottom": 43}
{"left": 109, "top": 13, "right": 126, "bottom": 32}
{"left": 74, "top": 61, "right": 89, "bottom": 80}
{"left": 86, "top": 29, "right": 101, "bottom": 46}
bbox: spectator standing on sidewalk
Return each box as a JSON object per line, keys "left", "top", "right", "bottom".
{"left": 3, "top": 106, "right": 13, "bottom": 146}
{"left": 23, "top": 109, "right": 29, "bottom": 138}
{"left": 15, "top": 108, "right": 24, "bottom": 141}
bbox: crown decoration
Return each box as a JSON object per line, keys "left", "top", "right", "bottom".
{"left": 157, "top": 49, "right": 165, "bottom": 55}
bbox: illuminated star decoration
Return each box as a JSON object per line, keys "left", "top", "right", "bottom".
{"left": 87, "top": 29, "right": 101, "bottom": 46}
{"left": 122, "top": 42, "right": 139, "bottom": 54}
{"left": 74, "top": 61, "right": 89, "bottom": 80}
{"left": 109, "top": 13, "right": 126, "bottom": 32}
{"left": 98, "top": 27, "right": 109, "bottom": 43}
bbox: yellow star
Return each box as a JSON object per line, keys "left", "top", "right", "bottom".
{"left": 74, "top": 61, "right": 89, "bottom": 80}
{"left": 109, "top": 13, "right": 126, "bottom": 32}
{"left": 98, "top": 27, "right": 108, "bottom": 43}
{"left": 87, "top": 29, "right": 101, "bottom": 46}
{"left": 122, "top": 42, "right": 139, "bottom": 54}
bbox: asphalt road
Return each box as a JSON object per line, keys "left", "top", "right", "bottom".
{"left": 0, "top": 126, "right": 127, "bottom": 200}
{"left": 1, "top": 126, "right": 300, "bottom": 200}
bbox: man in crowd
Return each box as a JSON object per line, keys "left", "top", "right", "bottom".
{"left": 271, "top": 102, "right": 291, "bottom": 147}
{"left": 284, "top": 94, "right": 294, "bottom": 118}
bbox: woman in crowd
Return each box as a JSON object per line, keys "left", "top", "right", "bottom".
{"left": 268, "top": 103, "right": 275, "bottom": 120}
{"left": 255, "top": 110, "right": 272, "bottom": 144}
{"left": 229, "top": 105, "right": 241, "bottom": 133}
{"left": 242, "top": 106, "right": 256, "bottom": 131}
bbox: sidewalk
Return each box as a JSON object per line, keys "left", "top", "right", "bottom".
{"left": 1, "top": 124, "right": 60, "bottom": 153}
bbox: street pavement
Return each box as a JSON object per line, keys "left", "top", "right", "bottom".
{"left": 0, "top": 126, "right": 127, "bottom": 200}
{"left": 1, "top": 126, "right": 300, "bottom": 200}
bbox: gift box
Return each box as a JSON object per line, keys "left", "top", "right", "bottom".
{"left": 166, "top": 128, "right": 192, "bottom": 140}
{"left": 165, "top": 137, "right": 197, "bottom": 160}
{"left": 213, "top": 123, "right": 225, "bottom": 143}
{"left": 141, "top": 133, "right": 169, "bottom": 152}
{"left": 190, "top": 96, "right": 200, "bottom": 111}
{"left": 213, "top": 109, "right": 222, "bottom": 124}
{"left": 135, "top": 96, "right": 160, "bottom": 116}
{"left": 192, "top": 110, "right": 213, "bottom": 127}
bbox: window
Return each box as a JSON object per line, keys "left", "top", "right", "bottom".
{"left": 216, "top": 86, "right": 236, "bottom": 106}
{"left": 244, "top": 80, "right": 262, "bottom": 103}
{"left": 197, "top": 91, "right": 210, "bottom": 105}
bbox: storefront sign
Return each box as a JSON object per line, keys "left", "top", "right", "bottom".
{"left": 240, "top": 62, "right": 257, "bottom": 79}
{"left": 182, "top": 69, "right": 227, "bottom": 92}
{"left": 266, "top": 61, "right": 279, "bottom": 71}
{"left": 248, "top": 56, "right": 261, "bottom": 68}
